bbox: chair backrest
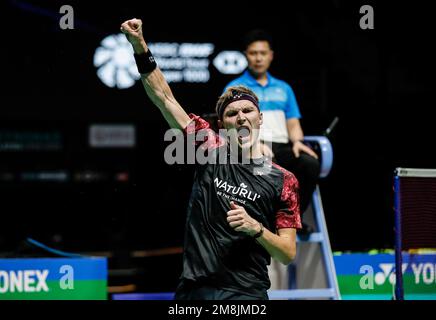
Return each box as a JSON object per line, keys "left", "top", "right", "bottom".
{"left": 304, "top": 136, "right": 333, "bottom": 178}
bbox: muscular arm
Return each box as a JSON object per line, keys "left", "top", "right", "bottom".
{"left": 140, "top": 67, "right": 191, "bottom": 130}
{"left": 256, "top": 228, "right": 296, "bottom": 265}
{"left": 121, "top": 19, "right": 191, "bottom": 130}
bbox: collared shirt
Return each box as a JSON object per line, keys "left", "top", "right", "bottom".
{"left": 225, "top": 71, "right": 301, "bottom": 143}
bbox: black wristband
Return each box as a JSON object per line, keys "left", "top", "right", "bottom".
{"left": 134, "top": 49, "right": 157, "bottom": 74}
{"left": 253, "top": 222, "right": 264, "bottom": 239}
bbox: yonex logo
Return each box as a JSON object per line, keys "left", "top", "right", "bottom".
{"left": 0, "top": 265, "right": 76, "bottom": 294}
{"left": 374, "top": 263, "right": 400, "bottom": 285}
{"left": 358, "top": 263, "right": 436, "bottom": 289}
{"left": 213, "top": 51, "right": 247, "bottom": 74}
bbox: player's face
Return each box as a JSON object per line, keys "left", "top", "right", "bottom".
{"left": 221, "top": 100, "right": 263, "bottom": 150}
{"left": 245, "top": 41, "right": 273, "bottom": 76}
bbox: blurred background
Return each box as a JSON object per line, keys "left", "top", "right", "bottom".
{"left": 2, "top": 0, "right": 435, "bottom": 293}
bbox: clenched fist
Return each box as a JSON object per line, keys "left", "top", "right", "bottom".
{"left": 227, "top": 201, "right": 262, "bottom": 237}
{"left": 120, "top": 18, "right": 147, "bottom": 54}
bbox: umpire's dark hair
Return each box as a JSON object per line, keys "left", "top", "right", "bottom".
{"left": 242, "top": 29, "right": 273, "bottom": 50}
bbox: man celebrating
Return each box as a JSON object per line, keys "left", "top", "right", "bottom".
{"left": 121, "top": 19, "right": 301, "bottom": 300}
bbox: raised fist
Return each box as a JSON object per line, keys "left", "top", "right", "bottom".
{"left": 120, "top": 18, "right": 146, "bottom": 51}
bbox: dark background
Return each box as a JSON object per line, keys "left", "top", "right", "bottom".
{"left": 2, "top": 0, "right": 435, "bottom": 290}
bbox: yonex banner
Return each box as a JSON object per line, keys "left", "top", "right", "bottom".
{"left": 0, "top": 258, "right": 107, "bottom": 300}
{"left": 334, "top": 252, "right": 436, "bottom": 300}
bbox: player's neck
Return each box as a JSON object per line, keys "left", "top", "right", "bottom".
{"left": 231, "top": 142, "right": 264, "bottom": 162}
{"left": 247, "top": 143, "right": 264, "bottom": 160}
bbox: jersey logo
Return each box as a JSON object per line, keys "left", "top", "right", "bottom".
{"left": 214, "top": 178, "right": 261, "bottom": 203}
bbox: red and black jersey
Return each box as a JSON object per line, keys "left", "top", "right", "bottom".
{"left": 180, "top": 114, "right": 301, "bottom": 298}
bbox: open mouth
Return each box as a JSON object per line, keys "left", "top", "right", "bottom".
{"left": 237, "top": 126, "right": 251, "bottom": 144}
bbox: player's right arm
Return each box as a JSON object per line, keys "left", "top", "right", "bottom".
{"left": 120, "top": 18, "right": 191, "bottom": 130}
